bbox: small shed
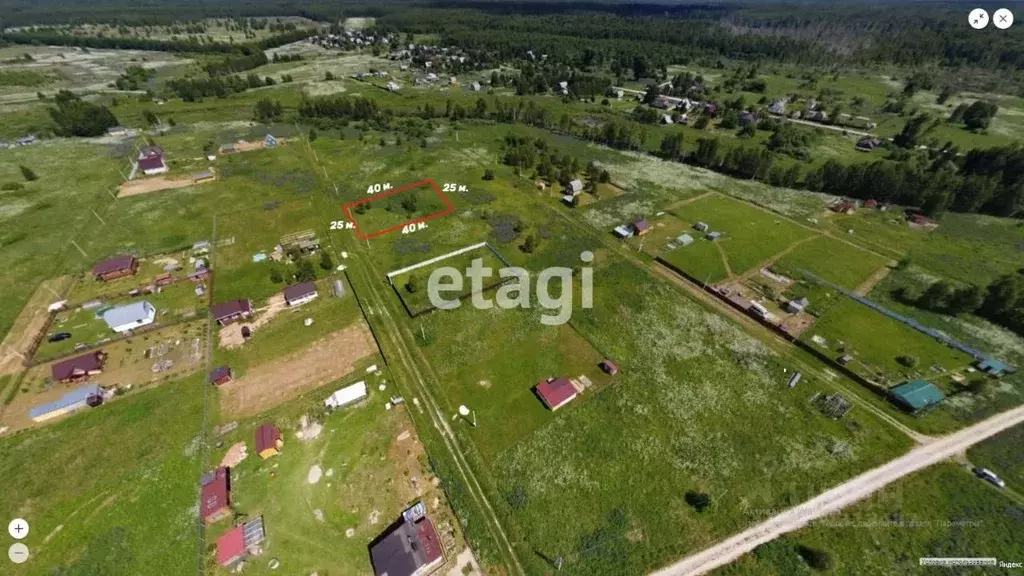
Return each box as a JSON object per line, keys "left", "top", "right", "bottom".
{"left": 561, "top": 194, "right": 577, "bottom": 207}
{"left": 264, "top": 133, "right": 278, "bottom": 148}
{"left": 209, "top": 366, "right": 233, "bottom": 386}
{"left": 255, "top": 423, "right": 283, "bottom": 459}
{"left": 283, "top": 281, "right": 318, "bottom": 306}
{"left": 978, "top": 359, "right": 1011, "bottom": 377}
{"left": 837, "top": 354, "right": 853, "bottom": 365}
{"left": 785, "top": 297, "right": 809, "bottom": 314}
{"left": 675, "top": 234, "right": 694, "bottom": 247}
{"left": 217, "top": 526, "right": 246, "bottom": 568}
{"left": 707, "top": 231, "right": 722, "bottom": 241}
{"left": 325, "top": 381, "right": 368, "bottom": 410}
{"left": 694, "top": 221, "right": 709, "bottom": 232}
{"left": 613, "top": 225, "right": 634, "bottom": 239}
{"left": 888, "top": 379, "right": 945, "bottom": 413}
{"left": 566, "top": 179, "right": 584, "bottom": 196}
{"left": 534, "top": 377, "right": 578, "bottom": 411}
{"left": 193, "top": 169, "right": 216, "bottom": 184}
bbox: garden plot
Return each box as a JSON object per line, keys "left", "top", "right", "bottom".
{"left": 664, "top": 193, "right": 816, "bottom": 281}
{"left": 34, "top": 279, "right": 207, "bottom": 362}
{"left": 205, "top": 366, "right": 468, "bottom": 576}
{"left": 803, "top": 298, "right": 973, "bottom": 389}
{"left": 415, "top": 305, "right": 611, "bottom": 462}
{"left": 771, "top": 235, "right": 892, "bottom": 291}
{"left": 388, "top": 244, "right": 510, "bottom": 317}
{"left": 3, "top": 320, "right": 207, "bottom": 433}
{"left": 217, "top": 322, "right": 377, "bottom": 418}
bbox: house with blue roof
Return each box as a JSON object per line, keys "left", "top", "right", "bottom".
{"left": 29, "top": 384, "right": 102, "bottom": 422}
{"left": 978, "top": 359, "right": 1012, "bottom": 378}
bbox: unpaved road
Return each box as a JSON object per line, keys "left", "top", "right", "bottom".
{"left": 650, "top": 402, "right": 1024, "bottom": 576}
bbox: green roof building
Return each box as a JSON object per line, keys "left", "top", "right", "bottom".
{"left": 888, "top": 379, "right": 945, "bottom": 413}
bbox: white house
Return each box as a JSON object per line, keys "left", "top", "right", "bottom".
{"left": 102, "top": 301, "right": 156, "bottom": 333}
{"left": 325, "top": 381, "right": 368, "bottom": 410}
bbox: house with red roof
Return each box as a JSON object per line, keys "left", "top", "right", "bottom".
{"left": 201, "top": 467, "right": 231, "bottom": 525}
{"left": 138, "top": 145, "right": 168, "bottom": 176}
{"left": 217, "top": 526, "right": 245, "bottom": 568}
{"left": 208, "top": 366, "right": 233, "bottom": 386}
{"left": 51, "top": 351, "right": 107, "bottom": 383}
{"left": 633, "top": 219, "right": 652, "bottom": 236}
{"left": 369, "top": 503, "right": 444, "bottom": 576}
{"left": 534, "top": 377, "right": 579, "bottom": 411}
{"left": 92, "top": 255, "right": 139, "bottom": 281}
{"left": 210, "top": 300, "right": 253, "bottom": 325}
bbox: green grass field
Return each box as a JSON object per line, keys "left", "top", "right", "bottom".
{"left": 803, "top": 298, "right": 973, "bottom": 388}
{"left": 773, "top": 235, "right": 891, "bottom": 290}
{"left": 482, "top": 260, "right": 911, "bottom": 575}
{"left": 968, "top": 423, "right": 1024, "bottom": 495}
{"left": 0, "top": 375, "right": 204, "bottom": 576}
{"left": 716, "top": 463, "right": 1024, "bottom": 576}
{"left": 390, "top": 246, "right": 509, "bottom": 316}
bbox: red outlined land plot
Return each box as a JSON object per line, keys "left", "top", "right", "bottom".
{"left": 343, "top": 179, "right": 455, "bottom": 240}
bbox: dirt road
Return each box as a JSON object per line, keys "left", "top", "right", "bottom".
{"left": 650, "top": 402, "right": 1024, "bottom": 576}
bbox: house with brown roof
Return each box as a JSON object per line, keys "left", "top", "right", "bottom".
{"left": 92, "top": 255, "right": 139, "bottom": 281}
{"left": 211, "top": 300, "right": 253, "bottom": 325}
{"left": 283, "top": 282, "right": 318, "bottom": 307}
{"left": 370, "top": 503, "right": 444, "bottom": 576}
{"left": 138, "top": 146, "right": 168, "bottom": 176}
{"left": 51, "top": 351, "right": 106, "bottom": 383}
{"left": 201, "top": 466, "right": 231, "bottom": 525}
{"left": 255, "top": 423, "right": 283, "bottom": 459}
{"left": 534, "top": 377, "right": 579, "bottom": 411}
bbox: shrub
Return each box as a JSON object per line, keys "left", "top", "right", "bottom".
{"left": 19, "top": 165, "right": 38, "bottom": 181}
{"left": 482, "top": 168, "right": 495, "bottom": 180}
{"left": 797, "top": 545, "right": 833, "bottom": 571}
{"left": 2, "top": 182, "right": 24, "bottom": 191}
{"left": 270, "top": 268, "right": 283, "bottom": 283}
{"left": 684, "top": 490, "right": 712, "bottom": 512}
{"left": 896, "top": 354, "right": 918, "bottom": 368}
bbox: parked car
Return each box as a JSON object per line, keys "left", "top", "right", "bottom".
{"left": 973, "top": 467, "right": 1006, "bottom": 488}
{"left": 47, "top": 332, "right": 71, "bottom": 343}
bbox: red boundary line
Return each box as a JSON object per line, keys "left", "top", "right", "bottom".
{"left": 342, "top": 179, "right": 455, "bottom": 240}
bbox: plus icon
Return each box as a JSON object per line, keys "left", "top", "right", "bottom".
{"left": 8, "top": 518, "right": 29, "bottom": 540}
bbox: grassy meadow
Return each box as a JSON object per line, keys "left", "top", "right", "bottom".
{"left": 716, "top": 463, "right": 1024, "bottom": 576}
{"left": 0, "top": 375, "right": 205, "bottom": 576}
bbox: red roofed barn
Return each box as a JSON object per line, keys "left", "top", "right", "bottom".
{"left": 534, "top": 377, "right": 578, "bottom": 411}
{"left": 208, "top": 366, "right": 233, "bottom": 386}
{"left": 92, "top": 255, "right": 138, "bottom": 281}
{"left": 201, "top": 466, "right": 231, "bottom": 525}
{"left": 51, "top": 351, "right": 107, "bottom": 383}
{"left": 217, "top": 526, "right": 245, "bottom": 568}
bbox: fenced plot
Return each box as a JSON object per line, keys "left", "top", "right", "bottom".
{"left": 387, "top": 243, "right": 512, "bottom": 317}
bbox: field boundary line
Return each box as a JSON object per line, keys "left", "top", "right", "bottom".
{"left": 195, "top": 215, "right": 216, "bottom": 576}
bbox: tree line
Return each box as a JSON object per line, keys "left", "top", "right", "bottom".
{"left": 900, "top": 270, "right": 1024, "bottom": 339}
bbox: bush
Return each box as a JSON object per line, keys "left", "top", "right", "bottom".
{"left": 405, "top": 275, "right": 419, "bottom": 293}
{"left": 269, "top": 268, "right": 283, "bottom": 283}
{"left": 19, "top": 165, "right": 38, "bottom": 181}
{"left": 319, "top": 250, "right": 334, "bottom": 271}
{"left": 896, "top": 354, "right": 919, "bottom": 368}
{"left": 685, "top": 490, "right": 712, "bottom": 512}
{"left": 507, "top": 487, "right": 528, "bottom": 510}
{"left": 1, "top": 182, "right": 24, "bottom": 191}
{"left": 482, "top": 168, "right": 495, "bottom": 181}
{"left": 797, "top": 545, "right": 833, "bottom": 571}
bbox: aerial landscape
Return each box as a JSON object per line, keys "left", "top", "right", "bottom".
{"left": 0, "top": 1, "right": 1022, "bottom": 575}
